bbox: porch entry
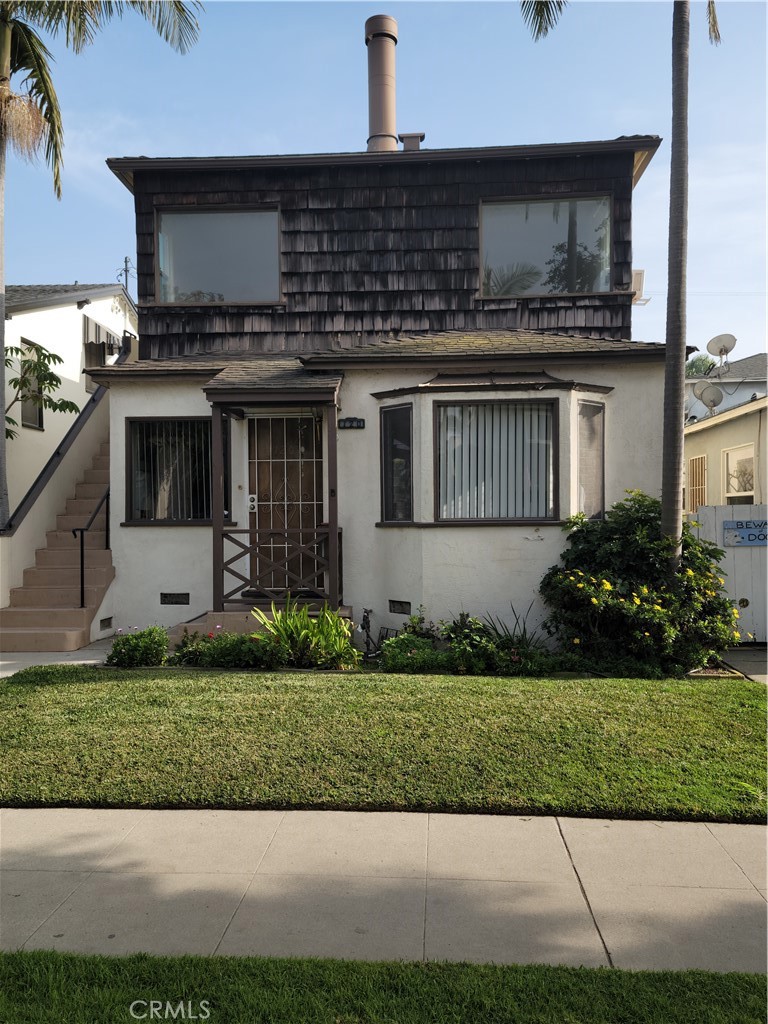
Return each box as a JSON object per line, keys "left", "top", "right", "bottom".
{"left": 247, "top": 415, "right": 324, "bottom": 593}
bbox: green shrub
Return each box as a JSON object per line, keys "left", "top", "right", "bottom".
{"left": 171, "top": 628, "right": 283, "bottom": 670}
{"left": 539, "top": 491, "right": 738, "bottom": 676}
{"left": 379, "top": 634, "right": 455, "bottom": 674}
{"left": 106, "top": 626, "right": 168, "bottom": 668}
{"left": 251, "top": 597, "right": 360, "bottom": 670}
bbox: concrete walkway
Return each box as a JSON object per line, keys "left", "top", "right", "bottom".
{"left": 1, "top": 809, "right": 765, "bottom": 972}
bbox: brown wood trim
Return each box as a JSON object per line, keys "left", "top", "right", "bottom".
{"left": 120, "top": 520, "right": 219, "bottom": 527}
{"left": 432, "top": 397, "right": 560, "bottom": 523}
{"left": 211, "top": 405, "right": 225, "bottom": 612}
{"left": 371, "top": 380, "right": 614, "bottom": 399}
{"left": 375, "top": 520, "right": 566, "bottom": 528}
{"left": 205, "top": 389, "right": 340, "bottom": 405}
{"left": 327, "top": 405, "right": 340, "bottom": 607}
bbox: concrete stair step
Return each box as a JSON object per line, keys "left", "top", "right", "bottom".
{"left": 91, "top": 456, "right": 110, "bottom": 472}
{"left": 10, "top": 584, "right": 107, "bottom": 608}
{"left": 0, "top": 628, "right": 89, "bottom": 653}
{"left": 46, "top": 529, "right": 107, "bottom": 549}
{"left": 65, "top": 498, "right": 104, "bottom": 516}
{"left": 74, "top": 482, "right": 110, "bottom": 499}
{"left": 56, "top": 514, "right": 106, "bottom": 532}
{"left": 83, "top": 468, "right": 110, "bottom": 484}
{"left": 99, "top": 442, "right": 110, "bottom": 456}
{"left": 0, "top": 606, "right": 92, "bottom": 629}
{"left": 23, "top": 565, "right": 114, "bottom": 588}
{"left": 35, "top": 547, "right": 113, "bottom": 568}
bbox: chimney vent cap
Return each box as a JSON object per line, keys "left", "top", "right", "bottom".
{"left": 398, "top": 132, "right": 426, "bottom": 151}
{"left": 365, "top": 14, "right": 398, "bottom": 44}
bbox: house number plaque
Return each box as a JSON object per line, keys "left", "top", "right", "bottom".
{"left": 338, "top": 417, "right": 365, "bottom": 429}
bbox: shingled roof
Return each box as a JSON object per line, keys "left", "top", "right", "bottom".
{"left": 302, "top": 330, "right": 667, "bottom": 367}
{"left": 6, "top": 284, "right": 137, "bottom": 317}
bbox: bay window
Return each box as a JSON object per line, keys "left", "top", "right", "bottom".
{"left": 436, "top": 401, "right": 555, "bottom": 520}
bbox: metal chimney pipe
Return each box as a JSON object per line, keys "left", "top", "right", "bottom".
{"left": 365, "top": 14, "right": 398, "bottom": 152}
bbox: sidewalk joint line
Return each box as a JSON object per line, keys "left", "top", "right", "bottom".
{"left": 211, "top": 811, "right": 286, "bottom": 955}
{"left": 555, "top": 817, "right": 614, "bottom": 968}
{"left": 704, "top": 823, "right": 763, "bottom": 895}
{"left": 422, "top": 814, "right": 430, "bottom": 962}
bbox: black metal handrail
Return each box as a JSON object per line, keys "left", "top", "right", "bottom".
{"left": 72, "top": 489, "right": 110, "bottom": 608}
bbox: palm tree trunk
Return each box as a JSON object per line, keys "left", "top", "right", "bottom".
{"left": 660, "top": 0, "right": 690, "bottom": 568}
{"left": 0, "top": 15, "right": 11, "bottom": 525}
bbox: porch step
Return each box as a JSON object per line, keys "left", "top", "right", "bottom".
{"left": 0, "top": 443, "right": 115, "bottom": 654}
{"left": 22, "top": 565, "right": 115, "bottom": 588}
{"left": 0, "top": 627, "right": 89, "bottom": 652}
{"left": 35, "top": 547, "right": 113, "bottom": 568}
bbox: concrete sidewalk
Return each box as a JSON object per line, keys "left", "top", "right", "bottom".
{"left": 1, "top": 809, "right": 765, "bottom": 972}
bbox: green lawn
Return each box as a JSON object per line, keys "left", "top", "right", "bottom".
{"left": 0, "top": 951, "right": 765, "bottom": 1024}
{"left": 0, "top": 666, "right": 764, "bottom": 821}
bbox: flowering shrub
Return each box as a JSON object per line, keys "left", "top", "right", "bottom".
{"left": 539, "top": 491, "right": 737, "bottom": 676}
{"left": 171, "top": 627, "right": 283, "bottom": 670}
{"left": 106, "top": 626, "right": 168, "bottom": 668}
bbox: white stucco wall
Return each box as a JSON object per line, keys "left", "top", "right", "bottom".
{"left": 5, "top": 295, "right": 136, "bottom": 511}
{"left": 106, "top": 355, "right": 665, "bottom": 635}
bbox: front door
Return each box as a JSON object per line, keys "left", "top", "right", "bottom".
{"left": 247, "top": 415, "right": 324, "bottom": 594}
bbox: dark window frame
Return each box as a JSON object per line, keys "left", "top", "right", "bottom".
{"left": 478, "top": 192, "right": 615, "bottom": 299}
{"left": 153, "top": 205, "right": 283, "bottom": 307}
{"left": 432, "top": 398, "right": 559, "bottom": 524}
{"left": 124, "top": 415, "right": 231, "bottom": 526}
{"left": 380, "top": 403, "right": 414, "bottom": 523}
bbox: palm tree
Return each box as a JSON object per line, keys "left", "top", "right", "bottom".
{"left": 0, "top": 1, "right": 201, "bottom": 524}
{"left": 520, "top": 0, "right": 720, "bottom": 569}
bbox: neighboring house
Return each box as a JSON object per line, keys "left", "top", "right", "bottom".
{"left": 684, "top": 396, "right": 767, "bottom": 512}
{"left": 20, "top": 17, "right": 672, "bottom": 642}
{"left": 686, "top": 352, "right": 767, "bottom": 423}
{"left": 4, "top": 283, "right": 137, "bottom": 510}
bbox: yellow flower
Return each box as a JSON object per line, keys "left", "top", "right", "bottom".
{"left": 644, "top": 632, "right": 650, "bottom": 637}
{"left": 573, "top": 638, "right": 581, "bottom": 645}
{"left": 576, "top": 570, "right": 583, "bottom": 576}
{"left": 601, "top": 580, "right": 612, "bottom": 591}
{"left": 590, "top": 577, "right": 597, "bottom": 583}
{"left": 591, "top": 597, "right": 599, "bottom": 605}
{"left": 619, "top": 598, "right": 625, "bottom": 603}
{"left": 633, "top": 596, "right": 641, "bottom": 606}
{"left": 569, "top": 576, "right": 575, "bottom": 580}
{"left": 577, "top": 583, "right": 584, "bottom": 589}
{"left": 641, "top": 586, "right": 649, "bottom": 595}
{"left": 732, "top": 608, "right": 739, "bottom": 617}
{"left": 653, "top": 604, "right": 663, "bottom": 611}
{"left": 733, "top": 631, "right": 741, "bottom": 639}
{"left": 685, "top": 568, "right": 694, "bottom": 577}
{"left": 718, "top": 577, "right": 724, "bottom": 585}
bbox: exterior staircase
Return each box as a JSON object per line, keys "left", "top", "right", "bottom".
{"left": 0, "top": 444, "right": 114, "bottom": 652}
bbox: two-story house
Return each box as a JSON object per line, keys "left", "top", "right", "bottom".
{"left": 85, "top": 15, "right": 666, "bottom": 637}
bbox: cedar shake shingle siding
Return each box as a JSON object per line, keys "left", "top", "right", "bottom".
{"left": 123, "top": 142, "right": 656, "bottom": 359}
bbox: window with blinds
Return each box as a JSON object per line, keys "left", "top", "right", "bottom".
{"left": 436, "top": 402, "right": 555, "bottom": 520}
{"left": 688, "top": 455, "right": 707, "bottom": 512}
{"left": 578, "top": 402, "right": 605, "bottom": 519}
{"left": 381, "top": 405, "right": 413, "bottom": 522}
{"left": 128, "top": 419, "right": 212, "bottom": 522}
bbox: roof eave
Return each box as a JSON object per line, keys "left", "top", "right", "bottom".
{"left": 301, "top": 346, "right": 668, "bottom": 370}
{"left": 7, "top": 284, "right": 137, "bottom": 317}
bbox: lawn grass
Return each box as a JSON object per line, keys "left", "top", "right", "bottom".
{"left": 0, "top": 666, "right": 764, "bottom": 821}
{"left": 0, "top": 950, "right": 765, "bottom": 1024}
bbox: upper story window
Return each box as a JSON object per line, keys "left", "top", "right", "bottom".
{"left": 481, "top": 196, "right": 611, "bottom": 297}
{"left": 157, "top": 209, "right": 280, "bottom": 304}
{"left": 723, "top": 444, "right": 755, "bottom": 505}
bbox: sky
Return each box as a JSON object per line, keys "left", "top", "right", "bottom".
{"left": 6, "top": 0, "right": 767, "bottom": 359}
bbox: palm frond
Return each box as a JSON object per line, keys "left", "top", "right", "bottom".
{"left": 706, "top": 0, "right": 721, "bottom": 44}
{"left": 9, "top": 16, "right": 63, "bottom": 196}
{"left": 520, "top": 0, "right": 568, "bottom": 40}
{"left": 124, "top": 1, "right": 202, "bottom": 54}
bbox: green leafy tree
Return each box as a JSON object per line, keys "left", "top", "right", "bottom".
{"left": 4, "top": 341, "right": 79, "bottom": 438}
{"left": 685, "top": 353, "right": 716, "bottom": 378}
{"left": 520, "top": 0, "right": 721, "bottom": 570}
{"left": 0, "top": 0, "right": 202, "bottom": 523}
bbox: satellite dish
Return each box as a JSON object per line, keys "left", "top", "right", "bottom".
{"left": 700, "top": 384, "right": 724, "bottom": 414}
{"left": 706, "top": 333, "right": 736, "bottom": 357}
{"left": 692, "top": 380, "right": 709, "bottom": 399}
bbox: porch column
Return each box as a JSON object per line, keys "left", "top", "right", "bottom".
{"left": 327, "top": 403, "right": 339, "bottom": 607}
{"left": 211, "top": 403, "right": 224, "bottom": 612}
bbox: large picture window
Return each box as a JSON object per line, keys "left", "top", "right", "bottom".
{"left": 381, "top": 405, "right": 413, "bottom": 522}
{"left": 481, "top": 196, "right": 611, "bottom": 297}
{"left": 128, "top": 419, "right": 213, "bottom": 522}
{"left": 437, "top": 402, "right": 555, "bottom": 520}
{"left": 157, "top": 209, "right": 279, "bottom": 304}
